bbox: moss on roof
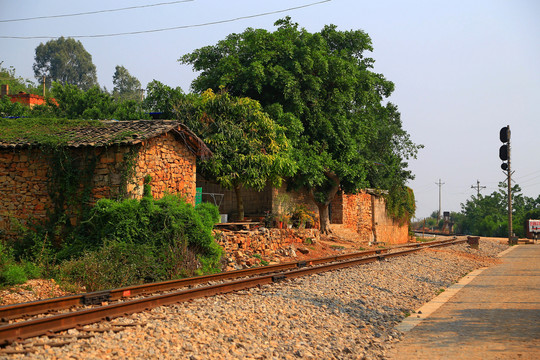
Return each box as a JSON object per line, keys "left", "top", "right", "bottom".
{"left": 0, "top": 118, "right": 107, "bottom": 147}
{"left": 0, "top": 118, "right": 181, "bottom": 148}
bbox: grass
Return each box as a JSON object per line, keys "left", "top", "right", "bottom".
{"left": 0, "top": 118, "right": 106, "bottom": 145}
{"left": 330, "top": 245, "right": 345, "bottom": 250}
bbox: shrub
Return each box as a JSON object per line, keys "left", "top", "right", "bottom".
{"left": 58, "top": 194, "right": 223, "bottom": 290}
{"left": 1, "top": 265, "right": 28, "bottom": 286}
{"left": 195, "top": 202, "right": 221, "bottom": 229}
{"left": 22, "top": 261, "right": 42, "bottom": 279}
{"left": 59, "top": 240, "right": 160, "bottom": 291}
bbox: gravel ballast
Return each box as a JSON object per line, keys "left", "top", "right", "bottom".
{"left": 2, "top": 239, "right": 508, "bottom": 359}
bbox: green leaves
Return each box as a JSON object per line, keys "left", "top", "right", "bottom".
{"left": 112, "top": 65, "right": 142, "bottom": 101}
{"left": 181, "top": 18, "right": 423, "bottom": 226}
{"left": 457, "top": 182, "right": 540, "bottom": 237}
{"left": 183, "top": 89, "right": 295, "bottom": 192}
{"left": 33, "top": 37, "right": 97, "bottom": 90}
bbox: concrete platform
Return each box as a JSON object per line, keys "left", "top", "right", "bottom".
{"left": 389, "top": 245, "right": 540, "bottom": 359}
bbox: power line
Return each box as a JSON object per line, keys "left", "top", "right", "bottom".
{"left": 0, "top": 0, "right": 194, "bottom": 23}
{"left": 0, "top": 0, "right": 332, "bottom": 40}
{"left": 515, "top": 169, "right": 540, "bottom": 181}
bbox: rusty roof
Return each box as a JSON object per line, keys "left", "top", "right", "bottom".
{"left": 0, "top": 120, "right": 212, "bottom": 158}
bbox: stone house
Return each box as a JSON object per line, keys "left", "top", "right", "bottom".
{"left": 0, "top": 120, "right": 210, "bottom": 240}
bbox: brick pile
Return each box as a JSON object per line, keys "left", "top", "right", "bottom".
{"left": 216, "top": 228, "right": 320, "bottom": 269}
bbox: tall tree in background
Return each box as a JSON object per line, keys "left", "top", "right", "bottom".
{"left": 181, "top": 18, "right": 421, "bottom": 233}
{"left": 143, "top": 80, "right": 184, "bottom": 118}
{"left": 33, "top": 37, "right": 97, "bottom": 90}
{"left": 112, "top": 65, "right": 142, "bottom": 101}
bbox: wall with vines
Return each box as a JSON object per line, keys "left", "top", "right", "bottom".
{"left": 0, "top": 132, "right": 198, "bottom": 242}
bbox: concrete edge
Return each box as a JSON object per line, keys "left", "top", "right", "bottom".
{"left": 395, "top": 244, "right": 519, "bottom": 333}
{"left": 496, "top": 244, "right": 518, "bottom": 257}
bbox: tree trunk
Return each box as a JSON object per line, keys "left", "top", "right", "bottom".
{"left": 234, "top": 185, "right": 244, "bottom": 221}
{"left": 317, "top": 202, "right": 332, "bottom": 234}
{"left": 313, "top": 171, "right": 341, "bottom": 235}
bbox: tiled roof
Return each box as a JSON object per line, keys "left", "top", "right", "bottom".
{"left": 0, "top": 120, "right": 212, "bottom": 158}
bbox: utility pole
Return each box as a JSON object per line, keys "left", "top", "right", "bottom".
{"left": 42, "top": 75, "right": 46, "bottom": 97}
{"left": 435, "top": 179, "right": 445, "bottom": 222}
{"left": 470, "top": 180, "right": 486, "bottom": 197}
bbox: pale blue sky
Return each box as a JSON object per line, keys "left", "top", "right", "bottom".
{"left": 1, "top": 0, "right": 539, "bottom": 219}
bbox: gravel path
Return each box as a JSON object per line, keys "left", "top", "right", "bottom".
{"left": 2, "top": 240, "right": 508, "bottom": 359}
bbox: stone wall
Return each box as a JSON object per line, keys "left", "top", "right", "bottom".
{"left": 130, "top": 133, "right": 197, "bottom": 203}
{"left": 372, "top": 197, "right": 409, "bottom": 245}
{"left": 0, "top": 132, "right": 197, "bottom": 240}
{"left": 329, "top": 191, "right": 409, "bottom": 245}
{"left": 272, "top": 184, "right": 319, "bottom": 217}
{"left": 333, "top": 191, "right": 374, "bottom": 243}
{"left": 0, "top": 148, "right": 50, "bottom": 238}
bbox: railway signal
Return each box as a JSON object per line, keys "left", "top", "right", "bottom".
{"left": 499, "top": 126, "right": 510, "bottom": 170}
{"left": 499, "top": 125, "right": 513, "bottom": 244}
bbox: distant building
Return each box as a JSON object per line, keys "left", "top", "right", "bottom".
{"left": 0, "top": 84, "right": 55, "bottom": 108}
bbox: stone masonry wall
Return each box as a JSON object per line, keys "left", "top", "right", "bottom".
{"left": 372, "top": 196, "right": 409, "bottom": 245}
{"left": 217, "top": 228, "right": 320, "bottom": 269}
{"left": 330, "top": 191, "right": 409, "bottom": 245}
{"left": 0, "top": 133, "right": 197, "bottom": 240}
{"left": 340, "top": 191, "right": 374, "bottom": 243}
{"left": 129, "top": 133, "right": 197, "bottom": 203}
{"left": 0, "top": 149, "right": 50, "bottom": 239}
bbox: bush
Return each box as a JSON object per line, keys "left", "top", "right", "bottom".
{"left": 58, "top": 194, "right": 223, "bottom": 290}
{"left": 59, "top": 240, "right": 160, "bottom": 291}
{"left": 22, "top": 261, "right": 42, "bottom": 279}
{"left": 1, "top": 265, "right": 28, "bottom": 286}
{"left": 195, "top": 202, "right": 221, "bottom": 229}
{"left": 0, "top": 240, "right": 43, "bottom": 287}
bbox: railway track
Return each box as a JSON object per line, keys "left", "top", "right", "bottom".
{"left": 0, "top": 237, "right": 466, "bottom": 346}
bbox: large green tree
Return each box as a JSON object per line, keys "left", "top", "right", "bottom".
{"left": 33, "top": 37, "right": 98, "bottom": 90}
{"left": 112, "top": 65, "right": 142, "bottom": 101}
{"left": 143, "top": 80, "right": 184, "bottom": 118}
{"left": 178, "top": 89, "right": 295, "bottom": 220}
{"left": 181, "top": 18, "right": 421, "bottom": 233}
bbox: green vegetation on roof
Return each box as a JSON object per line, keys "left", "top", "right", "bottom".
{"left": 0, "top": 118, "right": 106, "bottom": 147}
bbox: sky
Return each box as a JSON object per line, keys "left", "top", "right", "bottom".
{"left": 1, "top": 0, "right": 539, "bottom": 219}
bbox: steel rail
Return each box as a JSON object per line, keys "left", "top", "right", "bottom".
{"left": 0, "top": 238, "right": 467, "bottom": 345}
{"left": 0, "top": 248, "right": 388, "bottom": 321}
{"left": 0, "top": 238, "right": 457, "bottom": 321}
